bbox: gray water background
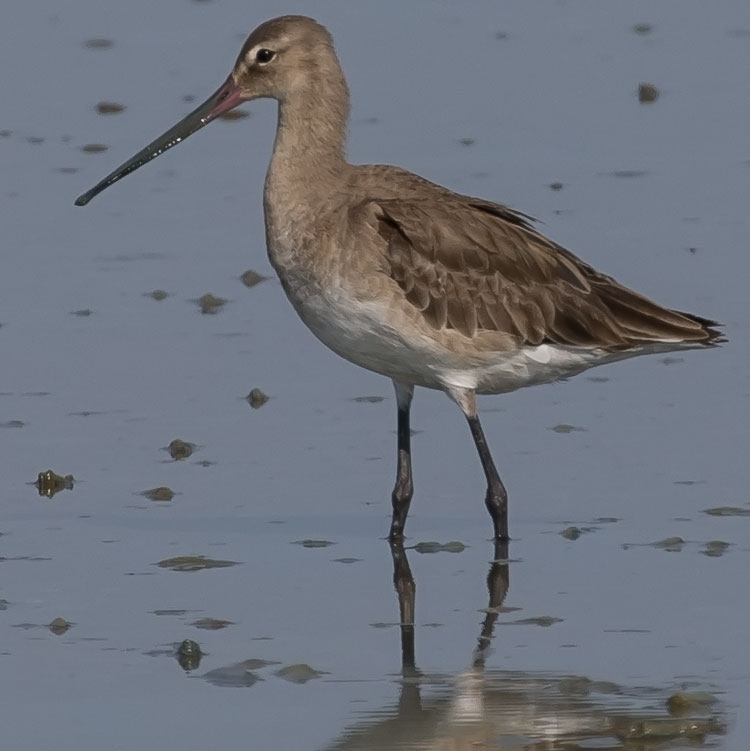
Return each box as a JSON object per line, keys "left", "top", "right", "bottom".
{"left": 1, "top": 1, "right": 748, "bottom": 748}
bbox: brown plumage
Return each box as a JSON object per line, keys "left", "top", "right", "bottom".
{"left": 374, "top": 196, "right": 721, "bottom": 348}
{"left": 74, "top": 15, "right": 724, "bottom": 542}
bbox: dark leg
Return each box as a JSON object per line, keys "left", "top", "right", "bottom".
{"left": 448, "top": 387, "right": 509, "bottom": 540}
{"left": 468, "top": 414, "right": 508, "bottom": 539}
{"left": 389, "top": 381, "right": 414, "bottom": 540}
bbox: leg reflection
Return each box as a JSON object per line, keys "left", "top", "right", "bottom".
{"left": 388, "top": 539, "right": 511, "bottom": 676}
{"left": 473, "top": 540, "right": 510, "bottom": 670}
{"left": 389, "top": 539, "right": 421, "bottom": 715}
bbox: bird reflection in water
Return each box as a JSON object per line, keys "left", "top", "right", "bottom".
{"left": 322, "top": 541, "right": 725, "bottom": 750}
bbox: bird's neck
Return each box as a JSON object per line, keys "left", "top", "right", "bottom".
{"left": 265, "top": 71, "right": 350, "bottom": 211}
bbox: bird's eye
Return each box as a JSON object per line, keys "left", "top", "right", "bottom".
{"left": 255, "top": 48, "right": 275, "bottom": 64}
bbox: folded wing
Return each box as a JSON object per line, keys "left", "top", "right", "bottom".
{"left": 361, "top": 196, "right": 721, "bottom": 349}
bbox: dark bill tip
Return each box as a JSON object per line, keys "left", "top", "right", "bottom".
{"left": 74, "top": 191, "right": 94, "bottom": 207}
{"left": 74, "top": 75, "right": 244, "bottom": 207}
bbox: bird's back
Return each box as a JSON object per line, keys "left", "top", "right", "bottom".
{"left": 338, "top": 163, "right": 722, "bottom": 353}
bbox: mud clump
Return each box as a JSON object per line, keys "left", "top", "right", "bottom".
{"left": 638, "top": 82, "right": 660, "bottom": 103}
{"left": 36, "top": 470, "right": 74, "bottom": 498}
{"left": 142, "top": 486, "right": 175, "bottom": 502}
{"left": 168, "top": 439, "right": 194, "bottom": 460}
{"left": 247, "top": 388, "right": 269, "bottom": 409}
{"left": 95, "top": 101, "right": 125, "bottom": 115}
{"left": 240, "top": 269, "right": 267, "bottom": 287}
{"left": 196, "top": 293, "right": 227, "bottom": 314}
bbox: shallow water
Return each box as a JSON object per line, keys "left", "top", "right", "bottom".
{"left": 1, "top": 1, "right": 748, "bottom": 748}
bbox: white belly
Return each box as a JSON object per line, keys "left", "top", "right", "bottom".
{"left": 290, "top": 286, "right": 636, "bottom": 395}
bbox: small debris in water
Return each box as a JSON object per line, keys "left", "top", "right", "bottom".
{"left": 240, "top": 269, "right": 267, "bottom": 287}
{"left": 291, "top": 539, "right": 335, "bottom": 548}
{"left": 83, "top": 38, "right": 114, "bottom": 49}
{"left": 155, "top": 555, "right": 240, "bottom": 572}
{"left": 624, "top": 536, "right": 685, "bottom": 552}
{"left": 458, "top": 137, "right": 475, "bottom": 147}
{"left": 411, "top": 541, "right": 466, "bottom": 554}
{"left": 200, "top": 659, "right": 272, "bottom": 688}
{"left": 607, "top": 170, "right": 649, "bottom": 179}
{"left": 247, "top": 388, "right": 269, "bottom": 409}
{"left": 95, "top": 101, "right": 125, "bottom": 115}
{"left": 275, "top": 664, "right": 328, "bottom": 684}
{"left": 27, "top": 136, "right": 44, "bottom": 144}
{"left": 1, "top": 420, "right": 24, "bottom": 428}
{"left": 146, "top": 289, "right": 169, "bottom": 301}
{"left": 48, "top": 617, "right": 72, "bottom": 635}
{"left": 504, "top": 616, "right": 564, "bottom": 627}
{"left": 190, "top": 617, "right": 234, "bottom": 630}
{"left": 36, "top": 470, "right": 74, "bottom": 498}
{"left": 616, "top": 716, "right": 722, "bottom": 740}
{"left": 494, "top": 31, "right": 509, "bottom": 40}
{"left": 673, "top": 479, "right": 706, "bottom": 486}
{"left": 558, "top": 677, "right": 618, "bottom": 696}
{"left": 703, "top": 506, "right": 750, "bottom": 516}
{"left": 587, "top": 375, "right": 609, "bottom": 382}
{"left": 56, "top": 167, "right": 78, "bottom": 174}
{"left": 632, "top": 23, "right": 653, "bottom": 35}
{"left": 218, "top": 108, "right": 250, "bottom": 121}
{"left": 560, "top": 526, "right": 582, "bottom": 540}
{"left": 142, "top": 486, "right": 174, "bottom": 502}
{"left": 351, "top": 395, "right": 384, "bottom": 403}
{"left": 332, "top": 557, "right": 361, "bottom": 564}
{"left": 550, "top": 423, "right": 586, "bottom": 434}
{"left": 70, "top": 308, "right": 93, "bottom": 317}
{"left": 196, "top": 293, "right": 227, "bottom": 314}
{"left": 168, "top": 439, "right": 194, "bottom": 460}
{"left": 702, "top": 540, "right": 730, "bottom": 557}
{"left": 654, "top": 536, "right": 686, "bottom": 551}
{"left": 177, "top": 639, "right": 203, "bottom": 671}
{"left": 638, "top": 82, "right": 660, "bottom": 103}
{"left": 81, "top": 143, "right": 108, "bottom": 153}
{"left": 666, "top": 691, "right": 718, "bottom": 716}
{"left": 177, "top": 638, "right": 202, "bottom": 655}
{"left": 661, "top": 356, "right": 684, "bottom": 365}
{"left": 548, "top": 181, "right": 564, "bottom": 191}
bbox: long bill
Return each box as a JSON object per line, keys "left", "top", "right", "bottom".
{"left": 74, "top": 75, "right": 245, "bottom": 206}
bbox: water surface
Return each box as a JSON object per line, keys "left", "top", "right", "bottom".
{"left": 1, "top": 1, "right": 748, "bottom": 748}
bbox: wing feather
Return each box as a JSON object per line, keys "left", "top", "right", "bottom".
{"left": 366, "top": 196, "right": 720, "bottom": 349}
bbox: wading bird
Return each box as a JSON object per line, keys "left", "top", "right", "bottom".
{"left": 75, "top": 16, "right": 722, "bottom": 540}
